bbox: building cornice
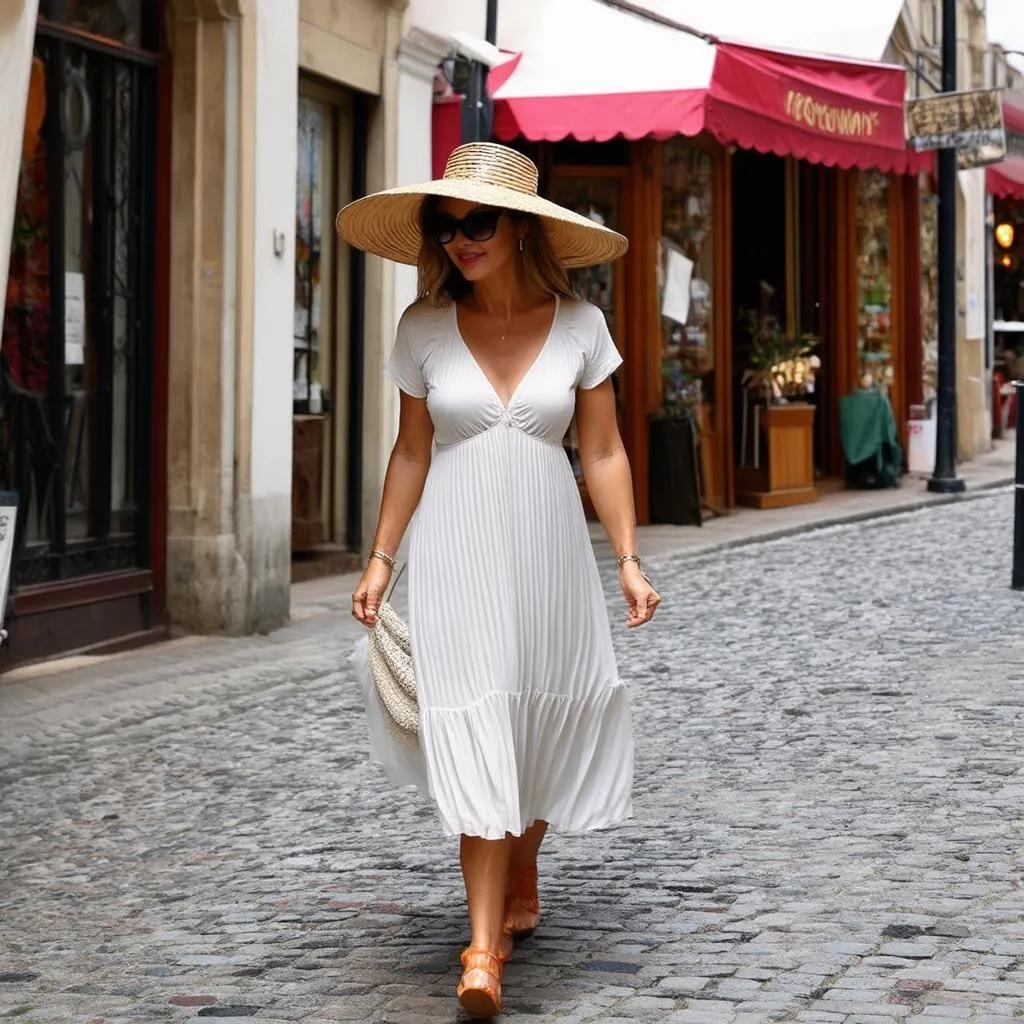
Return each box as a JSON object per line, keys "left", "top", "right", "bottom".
{"left": 398, "top": 26, "right": 451, "bottom": 82}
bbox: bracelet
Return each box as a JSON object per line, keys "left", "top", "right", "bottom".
{"left": 618, "top": 552, "right": 653, "bottom": 587}
{"left": 369, "top": 548, "right": 397, "bottom": 570}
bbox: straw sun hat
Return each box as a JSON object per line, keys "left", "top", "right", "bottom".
{"left": 335, "top": 142, "right": 628, "bottom": 269}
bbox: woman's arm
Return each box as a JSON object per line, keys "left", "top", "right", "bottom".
{"left": 575, "top": 380, "right": 659, "bottom": 627}
{"left": 352, "top": 391, "right": 434, "bottom": 625}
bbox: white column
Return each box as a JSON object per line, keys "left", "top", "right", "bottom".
{"left": 248, "top": 0, "right": 298, "bottom": 620}
{"left": 958, "top": 167, "right": 990, "bottom": 457}
{"left": 0, "top": 0, "right": 40, "bottom": 321}
{"left": 388, "top": 27, "right": 450, "bottom": 438}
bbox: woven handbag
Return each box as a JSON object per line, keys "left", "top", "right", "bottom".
{"left": 367, "top": 565, "right": 419, "bottom": 747}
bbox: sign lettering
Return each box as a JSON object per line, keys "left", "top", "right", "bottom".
{"left": 906, "top": 88, "right": 1006, "bottom": 165}
{"left": 784, "top": 90, "right": 882, "bottom": 139}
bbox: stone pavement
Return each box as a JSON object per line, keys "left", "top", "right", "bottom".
{"left": 2, "top": 489, "right": 1024, "bottom": 1024}
{"left": 590, "top": 433, "right": 1018, "bottom": 566}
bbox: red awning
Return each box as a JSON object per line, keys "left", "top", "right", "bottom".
{"left": 988, "top": 93, "right": 1024, "bottom": 201}
{"left": 988, "top": 158, "right": 1024, "bottom": 201}
{"left": 705, "top": 45, "right": 918, "bottom": 174}
{"left": 489, "top": 40, "right": 924, "bottom": 175}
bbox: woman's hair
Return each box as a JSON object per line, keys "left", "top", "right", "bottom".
{"left": 416, "top": 196, "right": 573, "bottom": 306}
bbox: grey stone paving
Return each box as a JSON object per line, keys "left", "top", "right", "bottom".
{"left": 1, "top": 490, "right": 1024, "bottom": 1024}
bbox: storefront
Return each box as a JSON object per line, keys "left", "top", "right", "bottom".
{"left": 988, "top": 92, "right": 1024, "bottom": 437}
{"left": 1, "top": 0, "right": 168, "bottom": 666}
{"left": 447, "top": 15, "right": 927, "bottom": 524}
{"left": 990, "top": 93, "right": 1024, "bottom": 326}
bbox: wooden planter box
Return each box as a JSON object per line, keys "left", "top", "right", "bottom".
{"left": 735, "top": 403, "right": 818, "bottom": 510}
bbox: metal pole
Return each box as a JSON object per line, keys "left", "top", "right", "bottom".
{"left": 485, "top": 0, "right": 498, "bottom": 43}
{"left": 1014, "top": 382, "right": 1024, "bottom": 590}
{"left": 928, "top": 0, "right": 965, "bottom": 493}
{"left": 461, "top": 0, "right": 499, "bottom": 143}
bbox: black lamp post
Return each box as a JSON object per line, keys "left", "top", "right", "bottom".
{"left": 927, "top": 0, "right": 965, "bottom": 493}
{"left": 461, "top": 0, "right": 499, "bottom": 143}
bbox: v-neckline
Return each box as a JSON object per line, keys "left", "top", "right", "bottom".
{"left": 453, "top": 296, "right": 560, "bottom": 411}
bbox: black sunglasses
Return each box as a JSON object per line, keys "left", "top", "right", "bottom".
{"left": 426, "top": 207, "right": 503, "bottom": 245}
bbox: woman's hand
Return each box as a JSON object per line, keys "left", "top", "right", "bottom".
{"left": 352, "top": 559, "right": 393, "bottom": 627}
{"left": 620, "top": 561, "right": 660, "bottom": 628}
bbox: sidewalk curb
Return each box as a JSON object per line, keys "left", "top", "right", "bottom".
{"left": 644, "top": 476, "right": 1015, "bottom": 569}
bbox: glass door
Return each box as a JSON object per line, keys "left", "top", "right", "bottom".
{"left": 293, "top": 80, "right": 356, "bottom": 559}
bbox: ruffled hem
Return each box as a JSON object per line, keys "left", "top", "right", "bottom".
{"left": 352, "top": 641, "right": 634, "bottom": 840}
{"left": 425, "top": 681, "right": 634, "bottom": 838}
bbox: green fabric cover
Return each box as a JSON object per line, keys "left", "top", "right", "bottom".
{"left": 839, "top": 388, "right": 902, "bottom": 487}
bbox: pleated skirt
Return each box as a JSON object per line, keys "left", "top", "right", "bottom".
{"left": 360, "top": 426, "right": 634, "bottom": 839}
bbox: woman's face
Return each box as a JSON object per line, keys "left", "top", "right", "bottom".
{"left": 430, "top": 199, "right": 522, "bottom": 284}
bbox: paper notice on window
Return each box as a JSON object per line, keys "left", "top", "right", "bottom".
{"left": 661, "top": 248, "right": 693, "bottom": 326}
{"left": 64, "top": 272, "right": 85, "bottom": 365}
{"left": 0, "top": 496, "right": 17, "bottom": 633}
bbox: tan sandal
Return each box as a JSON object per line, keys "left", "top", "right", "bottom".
{"left": 503, "top": 864, "right": 541, "bottom": 940}
{"left": 457, "top": 946, "right": 504, "bottom": 1018}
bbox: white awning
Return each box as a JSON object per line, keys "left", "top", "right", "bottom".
{"left": 494, "top": 0, "right": 715, "bottom": 99}
{"left": 624, "top": 0, "right": 905, "bottom": 62}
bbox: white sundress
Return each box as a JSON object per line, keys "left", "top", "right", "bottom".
{"left": 360, "top": 294, "right": 634, "bottom": 840}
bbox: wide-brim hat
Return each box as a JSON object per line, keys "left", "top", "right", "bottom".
{"left": 335, "top": 142, "right": 628, "bottom": 269}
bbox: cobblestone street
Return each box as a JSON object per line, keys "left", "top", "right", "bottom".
{"left": 2, "top": 489, "right": 1024, "bottom": 1024}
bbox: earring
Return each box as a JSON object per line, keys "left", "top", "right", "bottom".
{"left": 519, "top": 237, "right": 525, "bottom": 252}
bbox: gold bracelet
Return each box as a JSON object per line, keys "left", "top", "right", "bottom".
{"left": 369, "top": 548, "right": 397, "bottom": 570}
{"left": 616, "top": 553, "right": 642, "bottom": 569}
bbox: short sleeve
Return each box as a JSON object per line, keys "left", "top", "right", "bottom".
{"left": 384, "top": 310, "right": 427, "bottom": 398}
{"left": 579, "top": 306, "right": 624, "bottom": 390}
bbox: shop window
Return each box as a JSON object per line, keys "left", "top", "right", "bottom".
{"left": 0, "top": 27, "right": 156, "bottom": 584}
{"left": 547, "top": 170, "right": 627, "bottom": 386}
{"left": 919, "top": 183, "right": 939, "bottom": 409}
{"left": 295, "top": 96, "right": 329, "bottom": 418}
{"left": 546, "top": 169, "right": 627, "bottom": 497}
{"left": 659, "top": 141, "right": 714, "bottom": 420}
{"left": 856, "top": 170, "right": 894, "bottom": 393}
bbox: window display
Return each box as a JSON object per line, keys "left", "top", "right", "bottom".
{"left": 919, "top": 185, "right": 938, "bottom": 409}
{"left": 1, "top": 32, "right": 155, "bottom": 585}
{"left": 295, "top": 96, "right": 328, "bottom": 415}
{"left": 547, "top": 173, "right": 623, "bottom": 356}
{"left": 547, "top": 171, "right": 625, "bottom": 485}
{"left": 856, "top": 170, "right": 894, "bottom": 393}
{"left": 659, "top": 141, "right": 714, "bottom": 419}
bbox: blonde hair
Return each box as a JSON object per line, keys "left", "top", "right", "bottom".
{"left": 416, "top": 197, "right": 574, "bottom": 307}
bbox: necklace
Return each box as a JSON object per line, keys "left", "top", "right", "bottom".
{"left": 499, "top": 311, "right": 515, "bottom": 344}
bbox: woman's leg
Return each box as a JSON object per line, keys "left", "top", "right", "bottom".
{"left": 509, "top": 820, "right": 548, "bottom": 871}
{"left": 460, "top": 834, "right": 513, "bottom": 951}
{"left": 505, "top": 820, "right": 547, "bottom": 938}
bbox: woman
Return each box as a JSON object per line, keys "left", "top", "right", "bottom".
{"left": 337, "top": 143, "right": 659, "bottom": 1018}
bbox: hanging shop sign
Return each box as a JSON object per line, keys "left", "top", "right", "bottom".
{"left": 906, "top": 88, "right": 1006, "bottom": 166}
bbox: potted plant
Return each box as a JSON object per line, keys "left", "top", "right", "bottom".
{"left": 735, "top": 311, "right": 821, "bottom": 509}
